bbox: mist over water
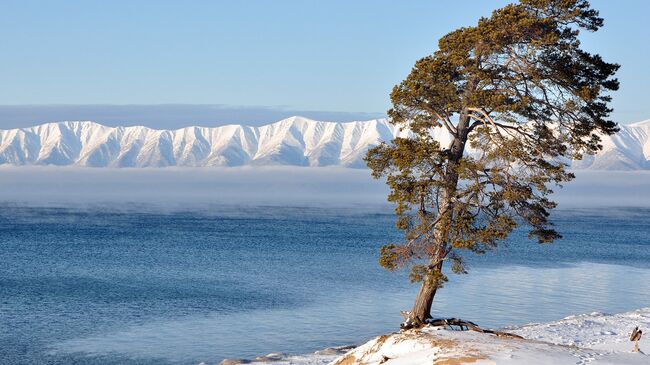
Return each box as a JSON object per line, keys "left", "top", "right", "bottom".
{"left": 0, "top": 167, "right": 387, "bottom": 210}
{"left": 2, "top": 167, "right": 650, "bottom": 364}
{"left": 2, "top": 167, "right": 650, "bottom": 209}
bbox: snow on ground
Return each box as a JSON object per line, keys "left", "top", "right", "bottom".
{"left": 242, "top": 308, "right": 649, "bottom": 365}
{"left": 329, "top": 328, "right": 588, "bottom": 365}
{"left": 509, "top": 307, "right": 650, "bottom": 359}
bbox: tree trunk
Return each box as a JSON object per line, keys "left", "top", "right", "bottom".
{"left": 406, "top": 262, "right": 443, "bottom": 327}
{"left": 403, "top": 112, "right": 472, "bottom": 329}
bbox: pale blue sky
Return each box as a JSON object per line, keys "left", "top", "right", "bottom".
{"left": 0, "top": 0, "right": 648, "bottom": 127}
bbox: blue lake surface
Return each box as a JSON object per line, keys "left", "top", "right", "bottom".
{"left": 1, "top": 205, "right": 650, "bottom": 364}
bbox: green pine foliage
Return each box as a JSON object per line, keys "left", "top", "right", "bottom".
{"left": 366, "top": 0, "right": 619, "bottom": 294}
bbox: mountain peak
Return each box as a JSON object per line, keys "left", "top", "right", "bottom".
{"left": 0, "top": 118, "right": 396, "bottom": 167}
{"left": 628, "top": 119, "right": 650, "bottom": 128}
{"left": 0, "top": 117, "right": 649, "bottom": 169}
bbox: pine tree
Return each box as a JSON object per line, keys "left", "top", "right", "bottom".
{"left": 365, "top": 0, "right": 619, "bottom": 329}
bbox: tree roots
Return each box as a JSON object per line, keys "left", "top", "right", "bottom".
{"left": 400, "top": 313, "right": 524, "bottom": 340}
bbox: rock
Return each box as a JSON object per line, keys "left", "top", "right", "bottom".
{"left": 314, "top": 345, "right": 355, "bottom": 356}
{"left": 314, "top": 348, "right": 342, "bottom": 356}
{"left": 218, "top": 359, "right": 251, "bottom": 365}
{"left": 254, "top": 353, "right": 285, "bottom": 361}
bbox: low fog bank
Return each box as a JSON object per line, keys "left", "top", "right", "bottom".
{"left": 555, "top": 170, "right": 650, "bottom": 208}
{"left": 0, "top": 166, "right": 390, "bottom": 211}
{"left": 0, "top": 167, "right": 648, "bottom": 211}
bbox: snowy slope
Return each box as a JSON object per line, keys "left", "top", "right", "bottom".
{"left": 572, "top": 119, "right": 650, "bottom": 170}
{"left": 319, "top": 308, "right": 650, "bottom": 365}
{"left": 0, "top": 116, "right": 649, "bottom": 169}
{"left": 215, "top": 308, "right": 649, "bottom": 365}
{"left": 0, "top": 117, "right": 407, "bottom": 168}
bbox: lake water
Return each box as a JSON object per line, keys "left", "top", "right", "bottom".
{"left": 1, "top": 205, "right": 650, "bottom": 365}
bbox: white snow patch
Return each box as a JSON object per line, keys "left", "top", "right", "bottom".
{"left": 509, "top": 307, "right": 650, "bottom": 357}
{"left": 257, "top": 308, "right": 650, "bottom": 365}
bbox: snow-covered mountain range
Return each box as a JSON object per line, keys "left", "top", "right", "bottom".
{"left": 0, "top": 116, "right": 649, "bottom": 169}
